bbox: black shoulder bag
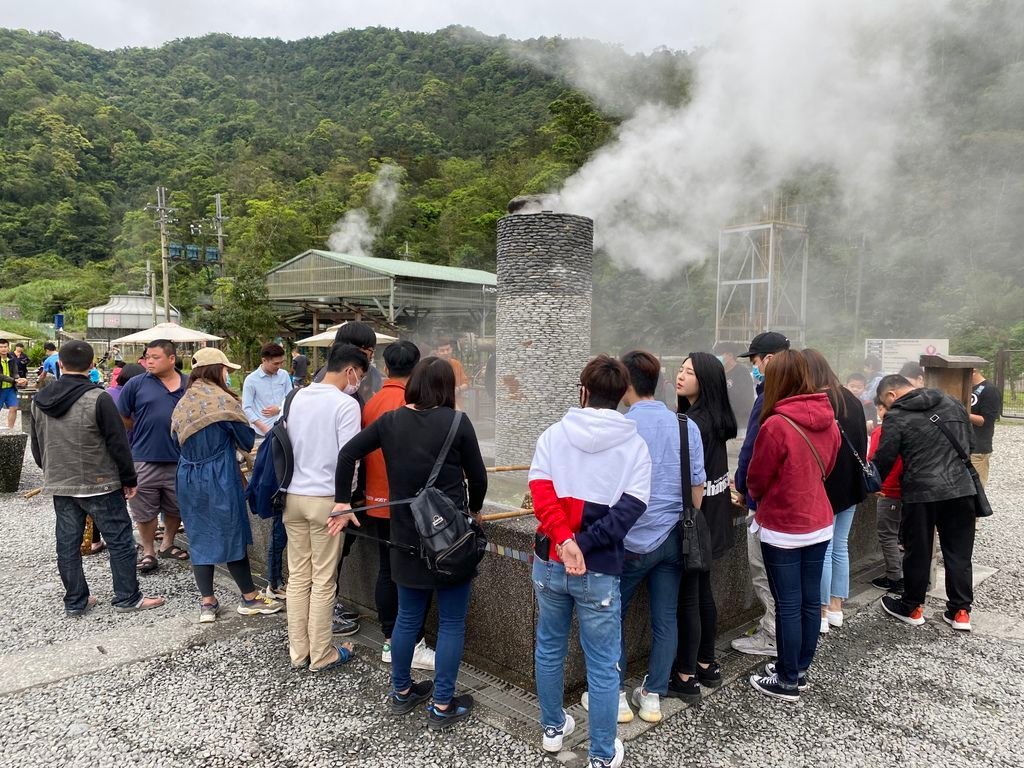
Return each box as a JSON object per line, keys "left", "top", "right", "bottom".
{"left": 836, "top": 421, "right": 882, "bottom": 494}
{"left": 928, "top": 413, "right": 993, "bottom": 518}
{"left": 677, "top": 414, "right": 712, "bottom": 573}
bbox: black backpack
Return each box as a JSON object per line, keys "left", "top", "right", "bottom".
{"left": 245, "top": 388, "right": 300, "bottom": 519}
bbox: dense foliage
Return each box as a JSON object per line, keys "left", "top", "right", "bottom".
{"left": 0, "top": 7, "right": 1020, "bottom": 371}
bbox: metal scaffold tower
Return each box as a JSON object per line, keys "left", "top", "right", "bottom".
{"left": 715, "top": 195, "right": 809, "bottom": 346}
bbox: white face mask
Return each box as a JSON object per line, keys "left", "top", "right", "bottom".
{"left": 342, "top": 369, "right": 360, "bottom": 396}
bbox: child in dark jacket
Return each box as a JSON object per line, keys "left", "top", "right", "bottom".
{"left": 868, "top": 401, "right": 904, "bottom": 591}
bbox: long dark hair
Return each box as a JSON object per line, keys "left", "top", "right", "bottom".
{"left": 187, "top": 364, "right": 238, "bottom": 400}
{"left": 760, "top": 350, "right": 815, "bottom": 424}
{"left": 677, "top": 352, "right": 738, "bottom": 441}
{"left": 802, "top": 348, "right": 847, "bottom": 418}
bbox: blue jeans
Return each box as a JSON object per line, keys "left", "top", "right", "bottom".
{"left": 533, "top": 558, "right": 620, "bottom": 764}
{"left": 54, "top": 492, "right": 142, "bottom": 611}
{"left": 392, "top": 581, "right": 471, "bottom": 706}
{"left": 820, "top": 505, "right": 856, "bottom": 605}
{"left": 762, "top": 540, "right": 829, "bottom": 689}
{"left": 618, "top": 534, "right": 681, "bottom": 694}
{"left": 267, "top": 515, "right": 287, "bottom": 590}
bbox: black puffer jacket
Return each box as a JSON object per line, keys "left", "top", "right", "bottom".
{"left": 825, "top": 387, "right": 869, "bottom": 513}
{"left": 872, "top": 388, "right": 975, "bottom": 504}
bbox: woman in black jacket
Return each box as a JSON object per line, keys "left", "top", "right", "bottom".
{"left": 670, "top": 352, "right": 738, "bottom": 702}
{"left": 803, "top": 349, "right": 868, "bottom": 633}
{"left": 332, "top": 357, "right": 487, "bottom": 730}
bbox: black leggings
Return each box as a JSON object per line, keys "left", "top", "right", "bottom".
{"left": 674, "top": 569, "right": 718, "bottom": 675}
{"left": 372, "top": 517, "right": 430, "bottom": 641}
{"left": 193, "top": 556, "right": 256, "bottom": 598}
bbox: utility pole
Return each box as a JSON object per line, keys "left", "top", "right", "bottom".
{"left": 146, "top": 259, "right": 157, "bottom": 324}
{"left": 214, "top": 193, "right": 227, "bottom": 255}
{"left": 145, "top": 187, "right": 175, "bottom": 323}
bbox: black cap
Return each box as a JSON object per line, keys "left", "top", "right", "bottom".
{"left": 737, "top": 331, "right": 791, "bottom": 359}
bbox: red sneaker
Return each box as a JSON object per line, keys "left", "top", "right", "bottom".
{"left": 881, "top": 595, "right": 926, "bottom": 626}
{"left": 943, "top": 609, "right": 971, "bottom": 631}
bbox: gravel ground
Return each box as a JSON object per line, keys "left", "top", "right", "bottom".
{"left": 0, "top": 424, "right": 1021, "bottom": 767}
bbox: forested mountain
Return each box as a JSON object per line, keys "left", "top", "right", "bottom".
{"left": 0, "top": 11, "right": 1021, "bottom": 366}
{"left": 0, "top": 26, "right": 655, "bottom": 332}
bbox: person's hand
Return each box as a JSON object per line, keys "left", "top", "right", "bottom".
{"left": 255, "top": 421, "right": 270, "bottom": 435}
{"left": 124, "top": 486, "right": 137, "bottom": 500}
{"left": 559, "top": 539, "right": 586, "bottom": 576}
{"left": 327, "top": 504, "right": 360, "bottom": 536}
{"left": 16, "top": 378, "right": 27, "bottom": 388}
{"left": 261, "top": 405, "right": 281, "bottom": 417}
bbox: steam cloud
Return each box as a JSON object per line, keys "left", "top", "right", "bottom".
{"left": 559, "top": 0, "right": 952, "bottom": 278}
{"left": 327, "top": 164, "right": 404, "bottom": 257}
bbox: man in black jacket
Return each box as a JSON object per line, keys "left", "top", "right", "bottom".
{"left": 31, "top": 340, "right": 164, "bottom": 617}
{"left": 872, "top": 375, "right": 977, "bottom": 632}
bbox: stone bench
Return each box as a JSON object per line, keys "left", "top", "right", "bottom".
{"left": 247, "top": 496, "right": 879, "bottom": 692}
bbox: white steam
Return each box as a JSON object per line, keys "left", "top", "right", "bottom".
{"left": 327, "top": 164, "right": 404, "bottom": 257}
{"left": 560, "top": 0, "right": 952, "bottom": 278}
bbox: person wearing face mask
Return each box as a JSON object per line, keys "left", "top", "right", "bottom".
{"left": 731, "top": 331, "right": 791, "bottom": 657}
{"left": 282, "top": 343, "right": 368, "bottom": 671}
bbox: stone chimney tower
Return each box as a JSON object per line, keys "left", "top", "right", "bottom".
{"left": 495, "top": 195, "right": 594, "bottom": 467}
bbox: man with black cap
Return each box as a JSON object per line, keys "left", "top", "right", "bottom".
{"left": 730, "top": 331, "right": 791, "bottom": 656}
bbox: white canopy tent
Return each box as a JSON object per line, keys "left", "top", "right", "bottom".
{"left": 296, "top": 323, "right": 398, "bottom": 348}
{"left": 110, "top": 322, "right": 222, "bottom": 345}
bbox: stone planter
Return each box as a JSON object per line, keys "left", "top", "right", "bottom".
{"left": 0, "top": 431, "right": 27, "bottom": 492}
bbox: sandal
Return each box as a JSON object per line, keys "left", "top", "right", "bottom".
{"left": 137, "top": 554, "right": 158, "bottom": 573}
{"left": 114, "top": 595, "right": 166, "bottom": 613}
{"left": 158, "top": 545, "right": 190, "bottom": 561}
{"left": 86, "top": 542, "right": 107, "bottom": 556}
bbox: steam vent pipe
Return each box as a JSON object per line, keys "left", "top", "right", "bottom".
{"left": 495, "top": 195, "right": 594, "bottom": 468}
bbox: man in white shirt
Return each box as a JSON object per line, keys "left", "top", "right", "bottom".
{"left": 284, "top": 343, "right": 367, "bottom": 672}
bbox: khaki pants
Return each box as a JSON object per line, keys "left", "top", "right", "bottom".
{"left": 746, "top": 513, "right": 776, "bottom": 639}
{"left": 284, "top": 494, "right": 344, "bottom": 669}
{"left": 971, "top": 453, "right": 991, "bottom": 488}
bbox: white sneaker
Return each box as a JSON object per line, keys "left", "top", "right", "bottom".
{"left": 826, "top": 610, "right": 843, "bottom": 628}
{"left": 262, "top": 585, "right": 287, "bottom": 601}
{"left": 411, "top": 638, "right": 436, "bottom": 671}
{"left": 630, "top": 681, "right": 662, "bottom": 723}
{"left": 542, "top": 711, "right": 575, "bottom": 753}
{"left": 580, "top": 690, "right": 634, "bottom": 723}
{"left": 381, "top": 641, "right": 392, "bottom": 663}
{"left": 731, "top": 630, "right": 777, "bottom": 656}
{"left": 588, "top": 738, "right": 624, "bottom": 768}
{"left": 820, "top": 617, "right": 830, "bottom": 634}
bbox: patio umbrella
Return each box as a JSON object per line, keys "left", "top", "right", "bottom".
{"left": 296, "top": 323, "right": 398, "bottom": 348}
{"left": 111, "top": 322, "right": 222, "bottom": 344}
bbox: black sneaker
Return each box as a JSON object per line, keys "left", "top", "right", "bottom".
{"left": 871, "top": 575, "right": 904, "bottom": 593}
{"left": 881, "top": 595, "right": 925, "bottom": 626}
{"left": 764, "top": 661, "right": 808, "bottom": 691}
{"left": 749, "top": 671, "right": 799, "bottom": 703}
{"left": 334, "top": 603, "right": 359, "bottom": 622}
{"left": 666, "top": 673, "right": 702, "bottom": 704}
{"left": 389, "top": 679, "right": 433, "bottom": 715}
{"left": 331, "top": 617, "right": 361, "bottom": 636}
{"left": 426, "top": 693, "right": 474, "bottom": 730}
{"left": 696, "top": 661, "right": 722, "bottom": 689}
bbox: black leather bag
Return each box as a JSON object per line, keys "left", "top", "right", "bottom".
{"left": 677, "top": 414, "right": 712, "bottom": 573}
{"left": 408, "top": 412, "right": 489, "bottom": 582}
{"left": 929, "top": 413, "right": 993, "bottom": 518}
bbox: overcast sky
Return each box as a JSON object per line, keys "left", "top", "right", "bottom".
{"left": 1, "top": 0, "right": 728, "bottom": 52}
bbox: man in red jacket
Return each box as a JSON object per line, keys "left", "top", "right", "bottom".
{"left": 530, "top": 355, "right": 651, "bottom": 768}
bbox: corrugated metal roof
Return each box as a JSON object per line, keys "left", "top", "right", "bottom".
{"left": 268, "top": 250, "right": 496, "bottom": 287}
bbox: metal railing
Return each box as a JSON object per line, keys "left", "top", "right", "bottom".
{"left": 995, "top": 349, "right": 1024, "bottom": 419}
